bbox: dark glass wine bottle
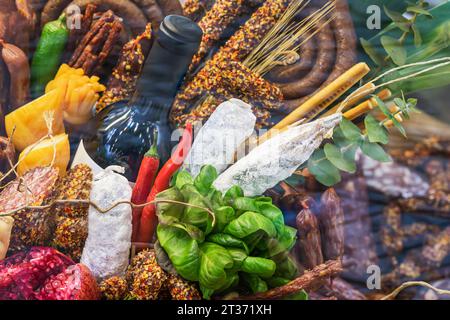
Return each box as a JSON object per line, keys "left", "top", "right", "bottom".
{"left": 84, "top": 15, "right": 202, "bottom": 181}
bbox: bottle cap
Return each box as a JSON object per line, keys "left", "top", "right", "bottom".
{"left": 158, "top": 15, "right": 203, "bottom": 54}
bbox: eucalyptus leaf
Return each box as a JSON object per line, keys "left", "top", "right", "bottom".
{"left": 324, "top": 143, "right": 356, "bottom": 173}
{"left": 339, "top": 118, "right": 362, "bottom": 141}
{"left": 307, "top": 149, "right": 341, "bottom": 187}
{"left": 365, "top": 114, "right": 389, "bottom": 144}
{"left": 361, "top": 140, "right": 391, "bottom": 163}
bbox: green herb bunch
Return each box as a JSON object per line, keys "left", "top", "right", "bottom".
{"left": 307, "top": 94, "right": 419, "bottom": 186}
{"left": 155, "top": 165, "right": 299, "bottom": 299}
{"left": 362, "top": 0, "right": 433, "bottom": 67}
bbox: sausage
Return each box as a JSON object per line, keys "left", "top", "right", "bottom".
{"left": 268, "top": 35, "right": 316, "bottom": 83}
{"left": 283, "top": 0, "right": 357, "bottom": 112}
{"left": 133, "top": 0, "right": 164, "bottom": 29}
{"left": 15, "top": 0, "right": 38, "bottom": 35}
{"left": 42, "top": 0, "right": 148, "bottom": 36}
{"left": 0, "top": 60, "right": 8, "bottom": 135}
{"left": 318, "top": 188, "right": 344, "bottom": 261}
{"left": 157, "top": 0, "right": 183, "bottom": 16}
{"left": 296, "top": 201, "right": 324, "bottom": 270}
{"left": 41, "top": 0, "right": 73, "bottom": 28}
{"left": 278, "top": 23, "right": 335, "bottom": 100}
{"left": 0, "top": 40, "right": 30, "bottom": 111}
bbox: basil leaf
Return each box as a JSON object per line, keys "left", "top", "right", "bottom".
{"left": 233, "top": 197, "right": 259, "bottom": 212}
{"left": 227, "top": 248, "right": 248, "bottom": 269}
{"left": 157, "top": 224, "right": 200, "bottom": 281}
{"left": 194, "top": 165, "right": 218, "bottom": 195}
{"left": 284, "top": 290, "right": 309, "bottom": 300}
{"left": 324, "top": 143, "right": 357, "bottom": 173}
{"left": 273, "top": 254, "right": 299, "bottom": 280}
{"left": 365, "top": 114, "right": 389, "bottom": 144}
{"left": 224, "top": 212, "right": 277, "bottom": 239}
{"left": 199, "top": 242, "right": 234, "bottom": 291}
{"left": 213, "top": 206, "right": 236, "bottom": 233}
{"left": 216, "top": 272, "right": 239, "bottom": 293}
{"left": 265, "top": 225, "right": 298, "bottom": 258}
{"left": 361, "top": 139, "right": 392, "bottom": 162}
{"left": 171, "top": 222, "right": 205, "bottom": 242}
{"left": 266, "top": 277, "right": 290, "bottom": 288}
{"left": 175, "top": 170, "right": 194, "bottom": 189}
{"left": 242, "top": 257, "right": 276, "bottom": 279}
{"left": 241, "top": 274, "right": 268, "bottom": 294}
{"left": 156, "top": 187, "right": 184, "bottom": 221}
{"left": 243, "top": 230, "right": 266, "bottom": 253}
{"left": 200, "top": 285, "right": 215, "bottom": 300}
{"left": 223, "top": 185, "right": 244, "bottom": 204}
{"left": 257, "top": 202, "right": 285, "bottom": 235}
{"left": 154, "top": 240, "right": 177, "bottom": 275}
{"left": 180, "top": 184, "right": 213, "bottom": 233}
{"left": 207, "top": 233, "right": 249, "bottom": 254}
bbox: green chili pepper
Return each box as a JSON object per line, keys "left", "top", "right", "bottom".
{"left": 31, "top": 14, "right": 69, "bottom": 97}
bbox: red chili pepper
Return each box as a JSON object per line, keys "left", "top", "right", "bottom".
{"left": 136, "top": 123, "right": 193, "bottom": 243}
{"left": 131, "top": 130, "right": 160, "bottom": 242}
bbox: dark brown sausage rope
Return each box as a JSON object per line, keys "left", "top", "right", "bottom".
{"left": 278, "top": 23, "right": 334, "bottom": 100}
{"left": 268, "top": 34, "right": 317, "bottom": 83}
{"left": 282, "top": 0, "right": 357, "bottom": 112}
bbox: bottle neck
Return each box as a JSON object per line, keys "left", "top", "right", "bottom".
{"left": 133, "top": 39, "right": 192, "bottom": 106}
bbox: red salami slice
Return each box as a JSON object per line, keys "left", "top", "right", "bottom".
{"left": 0, "top": 167, "right": 59, "bottom": 253}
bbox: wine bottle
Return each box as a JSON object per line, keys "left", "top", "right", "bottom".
{"left": 84, "top": 15, "right": 202, "bottom": 181}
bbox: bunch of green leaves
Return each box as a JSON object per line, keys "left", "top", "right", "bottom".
{"left": 361, "top": 0, "right": 433, "bottom": 67}
{"left": 155, "top": 165, "right": 299, "bottom": 299}
{"left": 307, "top": 94, "right": 419, "bottom": 186}
{"left": 360, "top": 1, "right": 450, "bottom": 94}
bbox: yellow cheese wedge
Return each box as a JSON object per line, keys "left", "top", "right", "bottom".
{"left": 5, "top": 89, "right": 65, "bottom": 152}
{"left": 17, "top": 133, "right": 70, "bottom": 177}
